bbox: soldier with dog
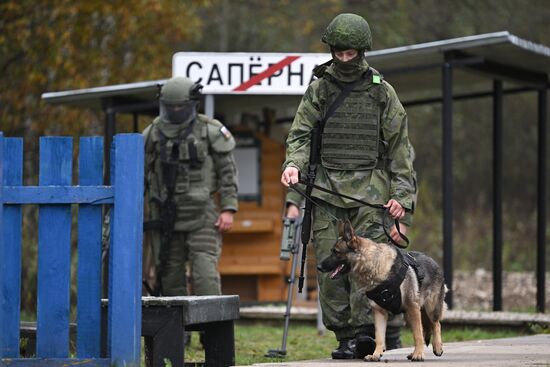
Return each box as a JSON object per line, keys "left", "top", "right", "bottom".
{"left": 281, "top": 13, "right": 417, "bottom": 359}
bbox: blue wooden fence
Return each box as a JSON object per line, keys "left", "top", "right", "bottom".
{"left": 0, "top": 133, "right": 144, "bottom": 367}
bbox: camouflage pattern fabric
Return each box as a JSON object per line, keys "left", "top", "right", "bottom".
{"left": 284, "top": 58, "right": 416, "bottom": 225}
{"left": 143, "top": 114, "right": 238, "bottom": 295}
{"left": 322, "top": 13, "right": 373, "bottom": 51}
{"left": 284, "top": 56, "right": 416, "bottom": 340}
{"left": 152, "top": 200, "right": 222, "bottom": 296}
{"left": 312, "top": 201, "right": 404, "bottom": 340}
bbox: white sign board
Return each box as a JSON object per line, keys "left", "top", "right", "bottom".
{"left": 172, "top": 52, "right": 330, "bottom": 95}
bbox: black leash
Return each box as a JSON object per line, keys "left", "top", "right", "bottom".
{"left": 290, "top": 179, "right": 410, "bottom": 248}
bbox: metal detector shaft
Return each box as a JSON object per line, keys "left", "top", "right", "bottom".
{"left": 266, "top": 217, "right": 302, "bottom": 358}
{"left": 280, "top": 227, "right": 300, "bottom": 354}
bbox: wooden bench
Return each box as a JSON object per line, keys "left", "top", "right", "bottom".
{"left": 102, "top": 295, "right": 240, "bottom": 367}
{"left": 20, "top": 296, "right": 239, "bottom": 367}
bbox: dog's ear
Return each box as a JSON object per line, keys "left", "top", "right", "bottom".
{"left": 343, "top": 220, "right": 354, "bottom": 242}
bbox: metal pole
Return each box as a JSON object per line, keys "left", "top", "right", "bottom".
{"left": 102, "top": 98, "right": 116, "bottom": 185}
{"left": 133, "top": 113, "right": 139, "bottom": 133}
{"left": 101, "top": 98, "right": 116, "bottom": 299}
{"left": 266, "top": 218, "right": 302, "bottom": 358}
{"left": 204, "top": 94, "right": 215, "bottom": 118}
{"left": 442, "top": 62, "right": 454, "bottom": 309}
{"left": 536, "top": 88, "right": 547, "bottom": 313}
{"left": 280, "top": 239, "right": 299, "bottom": 354}
{"left": 492, "top": 80, "right": 503, "bottom": 311}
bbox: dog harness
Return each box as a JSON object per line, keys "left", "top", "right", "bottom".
{"left": 366, "top": 249, "right": 424, "bottom": 314}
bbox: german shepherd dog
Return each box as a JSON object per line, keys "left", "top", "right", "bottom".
{"left": 318, "top": 221, "right": 447, "bottom": 362}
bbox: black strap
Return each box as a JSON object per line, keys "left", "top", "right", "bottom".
{"left": 294, "top": 179, "right": 410, "bottom": 248}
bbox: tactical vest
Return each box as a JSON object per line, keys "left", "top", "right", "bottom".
{"left": 365, "top": 249, "right": 424, "bottom": 314}
{"left": 146, "top": 117, "right": 213, "bottom": 231}
{"left": 320, "top": 71, "right": 387, "bottom": 171}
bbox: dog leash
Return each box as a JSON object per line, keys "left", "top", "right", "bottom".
{"left": 289, "top": 180, "right": 410, "bottom": 248}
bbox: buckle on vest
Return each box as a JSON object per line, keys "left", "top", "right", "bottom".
{"left": 379, "top": 289, "right": 394, "bottom": 303}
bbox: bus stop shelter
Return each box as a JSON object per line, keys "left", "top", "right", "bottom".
{"left": 42, "top": 31, "right": 550, "bottom": 311}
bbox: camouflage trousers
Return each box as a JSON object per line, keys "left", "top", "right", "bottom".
{"left": 151, "top": 201, "right": 222, "bottom": 296}
{"left": 312, "top": 201, "right": 404, "bottom": 341}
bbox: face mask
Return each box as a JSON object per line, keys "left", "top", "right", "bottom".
{"left": 160, "top": 100, "right": 197, "bottom": 124}
{"left": 330, "top": 47, "right": 367, "bottom": 80}
{"left": 332, "top": 52, "right": 364, "bottom": 76}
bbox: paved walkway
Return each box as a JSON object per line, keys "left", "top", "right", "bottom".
{"left": 240, "top": 334, "right": 550, "bottom": 367}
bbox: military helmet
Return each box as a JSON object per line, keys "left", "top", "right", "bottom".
{"left": 159, "top": 77, "right": 202, "bottom": 123}
{"left": 321, "top": 13, "right": 372, "bottom": 51}
{"left": 160, "top": 76, "right": 202, "bottom": 103}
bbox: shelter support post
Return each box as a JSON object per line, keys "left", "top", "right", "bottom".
{"left": 442, "top": 60, "right": 454, "bottom": 309}
{"left": 102, "top": 97, "right": 117, "bottom": 185}
{"left": 101, "top": 98, "right": 116, "bottom": 300}
{"left": 493, "top": 80, "right": 503, "bottom": 311}
{"left": 537, "top": 87, "right": 547, "bottom": 313}
{"left": 133, "top": 113, "right": 139, "bottom": 133}
{"left": 205, "top": 94, "right": 215, "bottom": 118}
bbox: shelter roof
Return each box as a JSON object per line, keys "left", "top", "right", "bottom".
{"left": 42, "top": 31, "right": 550, "bottom": 109}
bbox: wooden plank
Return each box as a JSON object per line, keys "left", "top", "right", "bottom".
{"left": 108, "top": 134, "right": 143, "bottom": 367}
{"left": 76, "top": 137, "right": 103, "bottom": 358}
{"left": 2, "top": 186, "right": 113, "bottom": 204}
{"left": 219, "top": 256, "right": 284, "bottom": 275}
{"left": 258, "top": 275, "right": 286, "bottom": 301}
{"left": 222, "top": 236, "right": 281, "bottom": 251}
{"left": 230, "top": 218, "right": 274, "bottom": 233}
{"left": 0, "top": 137, "right": 23, "bottom": 358}
{"left": 37, "top": 137, "right": 72, "bottom": 358}
{"left": 219, "top": 264, "right": 282, "bottom": 275}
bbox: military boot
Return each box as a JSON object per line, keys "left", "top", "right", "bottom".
{"left": 331, "top": 338, "right": 355, "bottom": 359}
{"left": 385, "top": 326, "right": 402, "bottom": 350}
{"left": 354, "top": 333, "right": 376, "bottom": 359}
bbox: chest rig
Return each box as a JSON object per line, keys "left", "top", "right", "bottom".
{"left": 149, "top": 117, "right": 212, "bottom": 231}
{"left": 320, "top": 70, "right": 387, "bottom": 171}
{"left": 156, "top": 119, "right": 207, "bottom": 192}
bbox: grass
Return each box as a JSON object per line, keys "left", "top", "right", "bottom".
{"left": 184, "top": 320, "right": 532, "bottom": 365}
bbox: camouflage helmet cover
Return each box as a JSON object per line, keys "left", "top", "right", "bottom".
{"left": 322, "top": 13, "right": 372, "bottom": 51}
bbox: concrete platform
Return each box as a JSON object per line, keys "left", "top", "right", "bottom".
{"left": 240, "top": 305, "right": 550, "bottom": 329}
{"left": 240, "top": 334, "right": 550, "bottom": 367}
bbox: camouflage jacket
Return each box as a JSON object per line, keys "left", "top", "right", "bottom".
{"left": 144, "top": 114, "right": 238, "bottom": 230}
{"left": 284, "top": 60, "right": 416, "bottom": 224}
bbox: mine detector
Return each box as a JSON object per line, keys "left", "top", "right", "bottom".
{"left": 42, "top": 52, "right": 330, "bottom": 303}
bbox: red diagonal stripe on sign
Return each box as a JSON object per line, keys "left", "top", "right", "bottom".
{"left": 232, "top": 56, "right": 301, "bottom": 92}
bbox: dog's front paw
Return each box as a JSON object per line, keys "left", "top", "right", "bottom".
{"left": 406, "top": 351, "right": 425, "bottom": 361}
{"left": 365, "top": 353, "right": 382, "bottom": 362}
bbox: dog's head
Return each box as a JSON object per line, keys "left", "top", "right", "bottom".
{"left": 317, "top": 220, "right": 359, "bottom": 279}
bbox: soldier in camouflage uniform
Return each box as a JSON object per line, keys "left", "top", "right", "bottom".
{"left": 143, "top": 76, "right": 238, "bottom": 298}
{"left": 281, "top": 13, "right": 417, "bottom": 359}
